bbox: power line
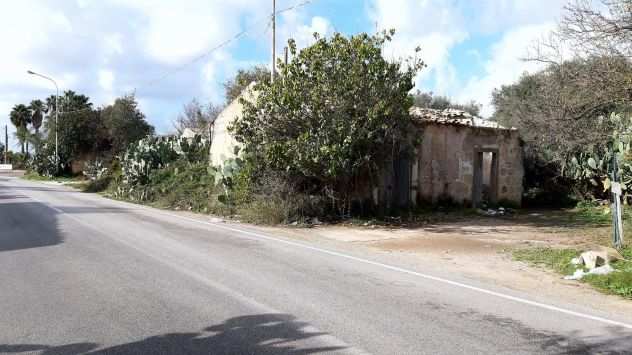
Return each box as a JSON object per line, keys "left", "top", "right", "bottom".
{"left": 18, "top": 0, "right": 316, "bottom": 131}
{"left": 135, "top": 0, "right": 314, "bottom": 93}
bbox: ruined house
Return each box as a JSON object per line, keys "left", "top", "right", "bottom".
{"left": 209, "top": 88, "right": 524, "bottom": 209}
{"left": 379, "top": 108, "right": 523, "bottom": 208}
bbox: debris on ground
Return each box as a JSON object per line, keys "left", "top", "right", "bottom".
{"left": 476, "top": 207, "right": 515, "bottom": 217}
{"left": 580, "top": 251, "right": 604, "bottom": 269}
{"left": 577, "top": 248, "right": 624, "bottom": 269}
{"left": 564, "top": 264, "right": 616, "bottom": 280}
{"left": 564, "top": 247, "right": 623, "bottom": 280}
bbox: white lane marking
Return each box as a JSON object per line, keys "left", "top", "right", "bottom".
{"left": 16, "top": 186, "right": 370, "bottom": 355}
{"left": 137, "top": 206, "right": 632, "bottom": 331}
{"left": 16, "top": 178, "right": 632, "bottom": 330}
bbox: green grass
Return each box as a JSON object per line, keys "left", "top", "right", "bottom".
{"left": 513, "top": 246, "right": 632, "bottom": 299}
{"left": 513, "top": 247, "right": 580, "bottom": 275}
{"left": 569, "top": 200, "right": 632, "bottom": 226}
{"left": 584, "top": 267, "right": 632, "bottom": 299}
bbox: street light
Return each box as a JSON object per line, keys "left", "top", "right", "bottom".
{"left": 27, "top": 70, "right": 59, "bottom": 170}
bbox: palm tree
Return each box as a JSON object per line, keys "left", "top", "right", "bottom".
{"left": 30, "top": 100, "right": 44, "bottom": 134}
{"left": 9, "top": 104, "right": 31, "bottom": 154}
{"left": 29, "top": 99, "right": 45, "bottom": 152}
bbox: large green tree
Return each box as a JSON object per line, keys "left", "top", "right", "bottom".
{"left": 231, "top": 31, "right": 424, "bottom": 212}
{"left": 100, "top": 94, "right": 154, "bottom": 156}
{"left": 29, "top": 99, "right": 45, "bottom": 152}
{"left": 42, "top": 91, "right": 98, "bottom": 167}
{"left": 29, "top": 99, "right": 44, "bottom": 134}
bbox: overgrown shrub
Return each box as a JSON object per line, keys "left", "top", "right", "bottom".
{"left": 146, "top": 160, "right": 218, "bottom": 213}
{"left": 28, "top": 144, "right": 59, "bottom": 177}
{"left": 83, "top": 159, "right": 108, "bottom": 181}
{"left": 231, "top": 31, "right": 424, "bottom": 217}
{"left": 114, "top": 134, "right": 209, "bottom": 201}
{"left": 236, "top": 171, "right": 327, "bottom": 224}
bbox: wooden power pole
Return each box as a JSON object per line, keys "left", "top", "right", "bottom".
{"left": 4, "top": 125, "right": 7, "bottom": 164}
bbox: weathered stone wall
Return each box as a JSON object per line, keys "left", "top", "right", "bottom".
{"left": 209, "top": 84, "right": 257, "bottom": 167}
{"left": 414, "top": 124, "right": 523, "bottom": 206}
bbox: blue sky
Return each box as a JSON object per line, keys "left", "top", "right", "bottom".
{"left": 0, "top": 0, "right": 568, "bottom": 150}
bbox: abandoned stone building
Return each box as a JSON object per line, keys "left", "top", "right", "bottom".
{"left": 379, "top": 108, "right": 523, "bottom": 208}
{"left": 209, "top": 87, "right": 524, "bottom": 209}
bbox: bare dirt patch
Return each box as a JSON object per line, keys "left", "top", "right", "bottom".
{"left": 254, "top": 211, "right": 632, "bottom": 316}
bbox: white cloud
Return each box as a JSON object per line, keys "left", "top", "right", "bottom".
{"left": 367, "top": 0, "right": 468, "bottom": 94}
{"left": 472, "top": 0, "right": 567, "bottom": 34}
{"left": 114, "top": 0, "right": 265, "bottom": 65}
{"left": 367, "top": 0, "right": 567, "bottom": 114}
{"left": 0, "top": 0, "right": 281, "bottom": 149}
{"left": 456, "top": 23, "right": 555, "bottom": 117}
{"left": 98, "top": 70, "right": 115, "bottom": 91}
{"left": 276, "top": 8, "right": 334, "bottom": 55}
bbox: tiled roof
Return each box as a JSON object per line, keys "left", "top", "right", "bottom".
{"left": 409, "top": 107, "right": 514, "bottom": 130}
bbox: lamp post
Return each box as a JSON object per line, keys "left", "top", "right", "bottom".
{"left": 27, "top": 70, "right": 59, "bottom": 169}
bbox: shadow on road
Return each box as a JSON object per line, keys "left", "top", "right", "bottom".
{"left": 0, "top": 201, "right": 62, "bottom": 252}
{"left": 0, "top": 314, "right": 345, "bottom": 354}
{"left": 0, "top": 183, "right": 131, "bottom": 253}
{"left": 0, "top": 184, "right": 82, "bottom": 194}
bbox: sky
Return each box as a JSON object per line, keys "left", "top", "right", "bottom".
{"left": 0, "top": 0, "right": 569, "bottom": 150}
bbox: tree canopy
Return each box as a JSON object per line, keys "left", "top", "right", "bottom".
{"left": 493, "top": 57, "right": 632, "bottom": 162}
{"left": 101, "top": 94, "right": 154, "bottom": 156}
{"left": 173, "top": 98, "right": 222, "bottom": 137}
{"left": 223, "top": 65, "right": 270, "bottom": 103}
{"left": 412, "top": 90, "right": 481, "bottom": 116}
{"left": 9, "top": 104, "right": 31, "bottom": 154}
{"left": 231, "top": 31, "right": 424, "bottom": 211}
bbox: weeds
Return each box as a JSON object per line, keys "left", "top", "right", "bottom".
{"left": 513, "top": 246, "right": 632, "bottom": 299}
{"left": 513, "top": 248, "right": 579, "bottom": 275}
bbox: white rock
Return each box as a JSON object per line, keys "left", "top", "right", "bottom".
{"left": 579, "top": 251, "right": 605, "bottom": 269}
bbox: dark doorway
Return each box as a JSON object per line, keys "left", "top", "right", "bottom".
{"left": 472, "top": 150, "right": 498, "bottom": 207}
{"left": 393, "top": 153, "right": 411, "bottom": 208}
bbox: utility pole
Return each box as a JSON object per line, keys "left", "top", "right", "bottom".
{"left": 4, "top": 125, "right": 7, "bottom": 164}
{"left": 271, "top": 0, "right": 276, "bottom": 83}
{"left": 611, "top": 152, "right": 624, "bottom": 249}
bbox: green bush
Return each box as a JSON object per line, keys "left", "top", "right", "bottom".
{"left": 113, "top": 134, "right": 209, "bottom": 202}
{"left": 28, "top": 144, "right": 58, "bottom": 177}
{"left": 237, "top": 198, "right": 288, "bottom": 225}
{"left": 83, "top": 175, "right": 113, "bottom": 193}
{"left": 147, "top": 160, "right": 217, "bottom": 213}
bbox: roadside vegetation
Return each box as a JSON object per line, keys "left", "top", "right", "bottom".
{"left": 513, "top": 201, "right": 632, "bottom": 299}
{"left": 514, "top": 246, "right": 632, "bottom": 299}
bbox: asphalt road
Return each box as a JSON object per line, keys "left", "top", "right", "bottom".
{"left": 1, "top": 177, "right": 631, "bottom": 354}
